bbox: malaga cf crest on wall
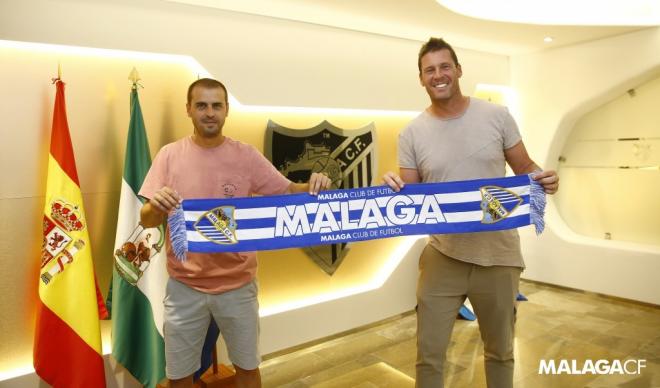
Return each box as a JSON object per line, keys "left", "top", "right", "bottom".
{"left": 265, "top": 120, "right": 377, "bottom": 275}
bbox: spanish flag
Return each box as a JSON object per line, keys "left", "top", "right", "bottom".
{"left": 33, "top": 79, "right": 107, "bottom": 387}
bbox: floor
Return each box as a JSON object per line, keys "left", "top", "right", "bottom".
{"left": 259, "top": 280, "right": 660, "bottom": 388}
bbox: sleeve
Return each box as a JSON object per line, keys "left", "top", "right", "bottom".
{"left": 248, "top": 145, "right": 292, "bottom": 195}
{"left": 501, "top": 107, "right": 522, "bottom": 150}
{"left": 138, "top": 147, "right": 168, "bottom": 200}
{"left": 398, "top": 126, "right": 417, "bottom": 169}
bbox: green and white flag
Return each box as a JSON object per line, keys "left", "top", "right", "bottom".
{"left": 111, "top": 84, "right": 167, "bottom": 388}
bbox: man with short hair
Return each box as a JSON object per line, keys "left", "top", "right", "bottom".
{"left": 384, "top": 38, "right": 559, "bottom": 388}
{"left": 139, "top": 78, "right": 331, "bottom": 388}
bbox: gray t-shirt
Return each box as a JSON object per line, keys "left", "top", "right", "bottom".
{"left": 399, "top": 97, "right": 524, "bottom": 267}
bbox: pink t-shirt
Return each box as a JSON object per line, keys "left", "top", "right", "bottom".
{"left": 139, "top": 136, "right": 291, "bottom": 294}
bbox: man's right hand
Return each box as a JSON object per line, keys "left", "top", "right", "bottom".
{"left": 149, "top": 186, "right": 181, "bottom": 214}
{"left": 140, "top": 186, "right": 181, "bottom": 227}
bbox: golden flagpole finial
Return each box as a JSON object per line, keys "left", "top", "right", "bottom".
{"left": 128, "top": 67, "right": 142, "bottom": 89}
{"left": 52, "top": 62, "right": 62, "bottom": 84}
{"left": 128, "top": 67, "right": 141, "bottom": 83}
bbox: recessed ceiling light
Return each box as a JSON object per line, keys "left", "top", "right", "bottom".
{"left": 543, "top": 36, "right": 554, "bottom": 43}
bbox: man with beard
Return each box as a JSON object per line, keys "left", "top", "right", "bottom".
{"left": 139, "top": 78, "right": 331, "bottom": 388}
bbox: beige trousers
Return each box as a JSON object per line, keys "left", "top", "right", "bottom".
{"left": 415, "top": 245, "right": 521, "bottom": 388}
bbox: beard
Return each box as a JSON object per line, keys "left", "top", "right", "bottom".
{"left": 196, "top": 122, "right": 221, "bottom": 138}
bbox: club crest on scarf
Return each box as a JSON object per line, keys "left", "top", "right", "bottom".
{"left": 194, "top": 206, "right": 238, "bottom": 245}
{"left": 40, "top": 198, "right": 85, "bottom": 285}
{"left": 480, "top": 186, "right": 523, "bottom": 223}
{"left": 265, "top": 120, "right": 376, "bottom": 275}
{"left": 114, "top": 223, "right": 165, "bottom": 286}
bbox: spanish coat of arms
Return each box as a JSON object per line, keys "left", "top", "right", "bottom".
{"left": 40, "top": 199, "right": 85, "bottom": 285}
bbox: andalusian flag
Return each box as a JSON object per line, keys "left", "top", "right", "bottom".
{"left": 34, "top": 79, "right": 107, "bottom": 387}
{"left": 111, "top": 83, "right": 168, "bottom": 388}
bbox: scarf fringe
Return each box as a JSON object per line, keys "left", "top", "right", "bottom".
{"left": 528, "top": 173, "right": 546, "bottom": 235}
{"left": 168, "top": 206, "right": 188, "bottom": 261}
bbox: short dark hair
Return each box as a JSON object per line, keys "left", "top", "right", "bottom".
{"left": 187, "top": 78, "right": 228, "bottom": 105}
{"left": 418, "top": 38, "right": 459, "bottom": 73}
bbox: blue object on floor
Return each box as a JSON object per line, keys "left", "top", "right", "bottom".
{"left": 458, "top": 304, "right": 476, "bottom": 321}
{"left": 457, "top": 294, "right": 525, "bottom": 321}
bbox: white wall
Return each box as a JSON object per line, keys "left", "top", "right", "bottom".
{"left": 0, "top": 0, "right": 510, "bottom": 385}
{"left": 259, "top": 237, "right": 424, "bottom": 354}
{"left": 511, "top": 27, "right": 660, "bottom": 305}
{"left": 556, "top": 75, "right": 660, "bottom": 245}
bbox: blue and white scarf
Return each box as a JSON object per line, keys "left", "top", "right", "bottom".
{"left": 168, "top": 174, "right": 545, "bottom": 260}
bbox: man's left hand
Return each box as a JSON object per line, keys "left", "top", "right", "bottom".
{"left": 308, "top": 172, "right": 332, "bottom": 195}
{"left": 532, "top": 170, "right": 559, "bottom": 194}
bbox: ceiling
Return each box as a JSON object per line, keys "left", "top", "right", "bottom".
{"left": 167, "top": 0, "right": 648, "bottom": 55}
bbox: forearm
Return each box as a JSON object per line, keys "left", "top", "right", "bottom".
{"left": 286, "top": 182, "right": 308, "bottom": 194}
{"left": 505, "top": 142, "right": 543, "bottom": 175}
{"left": 514, "top": 161, "right": 541, "bottom": 175}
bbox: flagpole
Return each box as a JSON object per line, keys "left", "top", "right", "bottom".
{"left": 212, "top": 347, "right": 218, "bottom": 375}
